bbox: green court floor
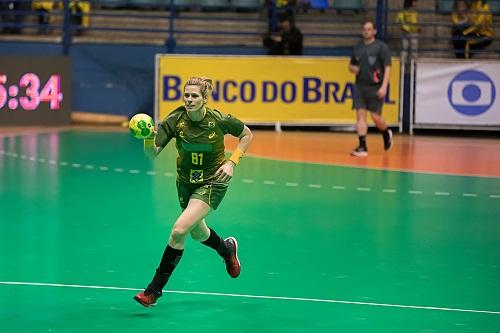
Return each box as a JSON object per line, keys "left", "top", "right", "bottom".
{"left": 1, "top": 130, "right": 499, "bottom": 333}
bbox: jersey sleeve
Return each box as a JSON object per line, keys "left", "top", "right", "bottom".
{"left": 155, "top": 112, "right": 178, "bottom": 148}
{"left": 218, "top": 111, "right": 245, "bottom": 137}
{"left": 381, "top": 43, "right": 392, "bottom": 67}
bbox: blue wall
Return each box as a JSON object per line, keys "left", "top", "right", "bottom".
{"left": 0, "top": 42, "right": 350, "bottom": 118}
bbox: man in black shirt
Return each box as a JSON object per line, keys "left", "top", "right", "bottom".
{"left": 349, "top": 20, "right": 393, "bottom": 157}
{"left": 263, "top": 16, "right": 303, "bottom": 55}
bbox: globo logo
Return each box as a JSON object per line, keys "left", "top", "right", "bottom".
{"left": 447, "top": 70, "right": 496, "bottom": 116}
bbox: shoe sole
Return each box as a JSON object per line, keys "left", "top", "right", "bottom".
{"left": 133, "top": 295, "right": 157, "bottom": 308}
{"left": 226, "top": 237, "right": 241, "bottom": 278}
{"left": 350, "top": 151, "right": 368, "bottom": 157}
{"left": 384, "top": 129, "right": 393, "bottom": 152}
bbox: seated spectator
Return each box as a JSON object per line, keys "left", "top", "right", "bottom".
{"left": 396, "top": 0, "right": 420, "bottom": 63}
{"left": 70, "top": 0, "right": 90, "bottom": 36}
{"left": 32, "top": 0, "right": 55, "bottom": 34}
{"left": 463, "top": 0, "right": 493, "bottom": 58}
{"left": 451, "top": 0, "right": 471, "bottom": 58}
{"left": 263, "top": 15, "right": 303, "bottom": 55}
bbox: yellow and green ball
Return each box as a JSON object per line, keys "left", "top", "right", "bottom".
{"left": 129, "top": 113, "right": 154, "bottom": 139}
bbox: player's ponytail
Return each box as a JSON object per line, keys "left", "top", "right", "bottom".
{"left": 185, "top": 76, "right": 213, "bottom": 100}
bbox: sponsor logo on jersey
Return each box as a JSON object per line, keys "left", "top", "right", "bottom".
{"left": 208, "top": 121, "right": 215, "bottom": 128}
{"left": 190, "top": 169, "right": 204, "bottom": 183}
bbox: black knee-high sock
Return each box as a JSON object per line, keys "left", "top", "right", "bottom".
{"left": 201, "top": 227, "right": 228, "bottom": 257}
{"left": 359, "top": 135, "right": 367, "bottom": 148}
{"left": 146, "top": 245, "right": 183, "bottom": 294}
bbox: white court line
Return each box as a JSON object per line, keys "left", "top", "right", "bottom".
{"left": 409, "top": 190, "right": 423, "bottom": 195}
{"left": 0, "top": 281, "right": 499, "bottom": 316}
{"left": 3, "top": 150, "right": 497, "bottom": 200}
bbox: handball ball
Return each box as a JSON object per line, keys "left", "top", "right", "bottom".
{"left": 129, "top": 113, "right": 154, "bottom": 139}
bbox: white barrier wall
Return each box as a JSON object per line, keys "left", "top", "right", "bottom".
{"left": 415, "top": 59, "right": 500, "bottom": 129}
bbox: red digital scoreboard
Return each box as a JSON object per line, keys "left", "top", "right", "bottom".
{"left": 0, "top": 56, "right": 71, "bottom": 126}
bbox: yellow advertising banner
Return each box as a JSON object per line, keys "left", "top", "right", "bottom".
{"left": 156, "top": 55, "right": 400, "bottom": 125}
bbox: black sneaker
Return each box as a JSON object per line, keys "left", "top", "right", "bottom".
{"left": 223, "top": 237, "right": 241, "bottom": 278}
{"left": 351, "top": 146, "right": 368, "bottom": 157}
{"left": 383, "top": 129, "right": 393, "bottom": 151}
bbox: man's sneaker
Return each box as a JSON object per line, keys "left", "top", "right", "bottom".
{"left": 133, "top": 290, "right": 161, "bottom": 307}
{"left": 383, "top": 129, "right": 393, "bottom": 151}
{"left": 351, "top": 146, "right": 368, "bottom": 157}
{"left": 223, "top": 237, "right": 241, "bottom": 278}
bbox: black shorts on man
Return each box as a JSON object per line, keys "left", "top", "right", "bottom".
{"left": 352, "top": 85, "right": 384, "bottom": 114}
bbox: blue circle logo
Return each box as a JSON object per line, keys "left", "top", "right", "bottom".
{"left": 447, "top": 70, "right": 496, "bottom": 116}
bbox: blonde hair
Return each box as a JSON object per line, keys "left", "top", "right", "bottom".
{"left": 184, "top": 77, "right": 214, "bottom": 100}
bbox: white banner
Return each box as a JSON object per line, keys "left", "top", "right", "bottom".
{"left": 415, "top": 60, "right": 500, "bottom": 127}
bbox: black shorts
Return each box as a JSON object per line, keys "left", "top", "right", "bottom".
{"left": 352, "top": 85, "right": 384, "bottom": 114}
{"left": 176, "top": 181, "right": 229, "bottom": 210}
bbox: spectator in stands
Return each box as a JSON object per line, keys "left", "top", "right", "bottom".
{"left": 396, "top": 0, "right": 420, "bottom": 63}
{"left": 70, "top": 0, "right": 91, "bottom": 36}
{"left": 32, "top": 0, "right": 54, "bottom": 34}
{"left": 463, "top": 0, "right": 493, "bottom": 58}
{"left": 451, "top": 0, "right": 471, "bottom": 58}
{"left": 263, "top": 15, "right": 303, "bottom": 55}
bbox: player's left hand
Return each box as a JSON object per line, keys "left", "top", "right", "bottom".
{"left": 215, "top": 161, "right": 234, "bottom": 182}
{"left": 377, "top": 86, "right": 387, "bottom": 100}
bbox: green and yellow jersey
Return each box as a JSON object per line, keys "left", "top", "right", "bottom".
{"left": 155, "top": 106, "right": 244, "bottom": 184}
{"left": 465, "top": 2, "right": 494, "bottom": 38}
{"left": 396, "top": 9, "right": 419, "bottom": 33}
